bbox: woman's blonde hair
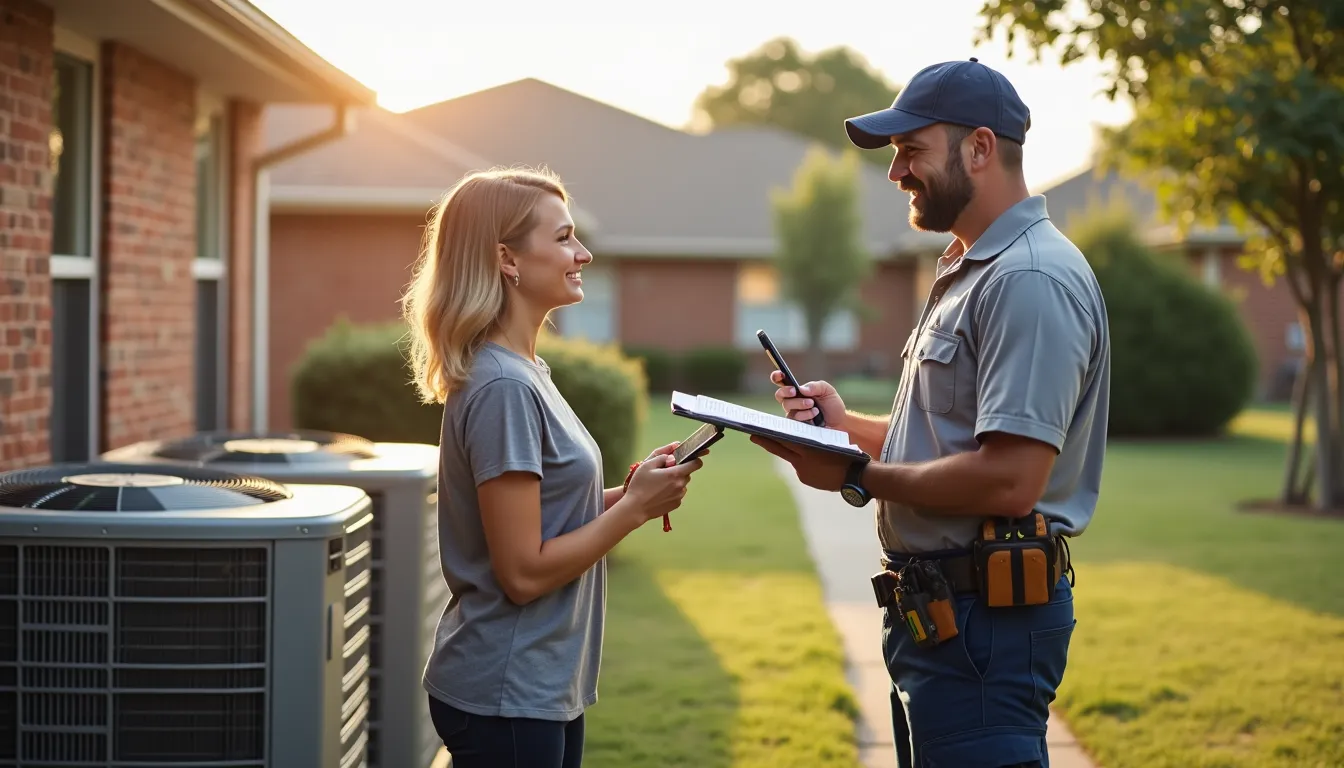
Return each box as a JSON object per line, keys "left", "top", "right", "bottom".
{"left": 401, "top": 167, "right": 569, "bottom": 403}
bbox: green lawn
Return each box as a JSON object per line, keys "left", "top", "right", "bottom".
{"left": 1061, "top": 408, "right": 1344, "bottom": 768}
{"left": 584, "top": 404, "right": 861, "bottom": 768}
{"left": 588, "top": 389, "right": 1344, "bottom": 768}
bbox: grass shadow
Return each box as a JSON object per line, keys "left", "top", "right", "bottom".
{"left": 587, "top": 400, "right": 861, "bottom": 767}
{"left": 1073, "top": 423, "right": 1344, "bottom": 618}
{"left": 584, "top": 556, "right": 738, "bottom": 768}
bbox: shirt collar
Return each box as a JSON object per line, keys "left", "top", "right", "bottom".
{"left": 940, "top": 194, "right": 1051, "bottom": 266}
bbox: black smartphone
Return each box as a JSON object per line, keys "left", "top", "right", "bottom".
{"left": 756, "top": 329, "right": 824, "bottom": 427}
{"left": 674, "top": 422, "right": 723, "bottom": 464}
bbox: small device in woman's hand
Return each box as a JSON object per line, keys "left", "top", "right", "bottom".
{"left": 674, "top": 422, "right": 723, "bottom": 464}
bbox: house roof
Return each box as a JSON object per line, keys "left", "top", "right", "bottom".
{"left": 1039, "top": 165, "right": 1250, "bottom": 247}
{"left": 265, "top": 77, "right": 943, "bottom": 259}
{"left": 43, "top": 0, "right": 375, "bottom": 105}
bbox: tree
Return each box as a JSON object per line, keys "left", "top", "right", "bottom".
{"left": 693, "top": 37, "right": 901, "bottom": 165}
{"left": 976, "top": 1, "right": 1344, "bottom": 511}
{"left": 771, "top": 146, "right": 872, "bottom": 377}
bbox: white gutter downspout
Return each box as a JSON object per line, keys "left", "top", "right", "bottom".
{"left": 250, "top": 104, "right": 355, "bottom": 431}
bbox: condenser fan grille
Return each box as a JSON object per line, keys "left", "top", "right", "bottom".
{"left": 149, "top": 430, "right": 378, "bottom": 465}
{"left": 0, "top": 464, "right": 291, "bottom": 511}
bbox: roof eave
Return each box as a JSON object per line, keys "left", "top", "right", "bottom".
{"left": 195, "top": 0, "right": 375, "bottom": 104}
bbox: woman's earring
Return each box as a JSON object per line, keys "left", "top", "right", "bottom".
{"left": 511, "top": 273, "right": 520, "bottom": 288}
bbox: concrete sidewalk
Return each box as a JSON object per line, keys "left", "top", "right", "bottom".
{"left": 775, "top": 459, "right": 1096, "bottom": 768}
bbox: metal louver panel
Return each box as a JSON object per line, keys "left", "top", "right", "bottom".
{"left": 0, "top": 544, "right": 268, "bottom": 767}
{"left": 364, "top": 491, "right": 384, "bottom": 764}
{"left": 340, "top": 515, "right": 373, "bottom": 768}
{"left": 419, "top": 490, "right": 450, "bottom": 766}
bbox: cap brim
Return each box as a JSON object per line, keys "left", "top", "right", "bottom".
{"left": 844, "top": 108, "right": 938, "bottom": 150}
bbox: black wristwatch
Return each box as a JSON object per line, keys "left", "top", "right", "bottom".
{"left": 840, "top": 459, "right": 872, "bottom": 507}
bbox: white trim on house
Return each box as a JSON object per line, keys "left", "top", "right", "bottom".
{"left": 1144, "top": 223, "right": 1250, "bottom": 247}
{"left": 268, "top": 185, "right": 447, "bottom": 213}
{"left": 268, "top": 182, "right": 604, "bottom": 235}
{"left": 253, "top": 168, "right": 272, "bottom": 430}
{"left": 145, "top": 0, "right": 372, "bottom": 103}
{"left": 192, "top": 258, "right": 225, "bottom": 279}
{"left": 49, "top": 256, "right": 95, "bottom": 280}
{"left": 581, "top": 235, "right": 923, "bottom": 261}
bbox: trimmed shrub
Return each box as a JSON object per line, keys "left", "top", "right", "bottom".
{"left": 622, "top": 345, "right": 679, "bottom": 392}
{"left": 680, "top": 345, "right": 748, "bottom": 393}
{"left": 1069, "top": 209, "right": 1258, "bottom": 437}
{"left": 291, "top": 319, "right": 647, "bottom": 484}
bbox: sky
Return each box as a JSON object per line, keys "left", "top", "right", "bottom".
{"left": 252, "top": 0, "right": 1134, "bottom": 192}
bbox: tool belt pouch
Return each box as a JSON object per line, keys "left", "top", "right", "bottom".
{"left": 873, "top": 563, "right": 959, "bottom": 649}
{"left": 973, "top": 513, "right": 1058, "bottom": 608}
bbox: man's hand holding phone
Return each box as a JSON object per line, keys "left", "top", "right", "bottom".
{"left": 770, "top": 371, "right": 849, "bottom": 430}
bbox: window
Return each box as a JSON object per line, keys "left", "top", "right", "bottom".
{"left": 1201, "top": 249, "right": 1221, "bottom": 288}
{"left": 49, "top": 48, "right": 96, "bottom": 462}
{"left": 733, "top": 263, "right": 857, "bottom": 351}
{"left": 193, "top": 112, "right": 228, "bottom": 430}
{"left": 554, "top": 263, "right": 616, "bottom": 344}
{"left": 1287, "top": 322, "right": 1306, "bottom": 354}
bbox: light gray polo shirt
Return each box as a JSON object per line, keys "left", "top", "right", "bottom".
{"left": 423, "top": 342, "right": 606, "bottom": 721}
{"left": 878, "top": 195, "right": 1111, "bottom": 554}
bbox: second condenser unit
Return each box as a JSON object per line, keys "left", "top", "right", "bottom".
{"left": 102, "top": 430, "right": 446, "bottom": 768}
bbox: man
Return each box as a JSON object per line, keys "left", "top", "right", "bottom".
{"left": 750, "top": 58, "right": 1111, "bottom": 768}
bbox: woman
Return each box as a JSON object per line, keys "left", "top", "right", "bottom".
{"left": 401, "top": 167, "right": 703, "bottom": 767}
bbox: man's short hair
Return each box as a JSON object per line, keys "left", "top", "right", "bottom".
{"left": 944, "top": 123, "right": 1023, "bottom": 173}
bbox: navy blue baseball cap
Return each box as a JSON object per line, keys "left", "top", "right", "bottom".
{"left": 844, "top": 58, "right": 1031, "bottom": 150}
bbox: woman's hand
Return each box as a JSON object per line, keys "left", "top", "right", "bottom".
{"left": 619, "top": 451, "right": 703, "bottom": 526}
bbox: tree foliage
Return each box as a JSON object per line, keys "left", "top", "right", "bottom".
{"left": 770, "top": 146, "right": 872, "bottom": 375}
{"left": 693, "top": 37, "right": 900, "bottom": 164}
{"left": 977, "top": 0, "right": 1344, "bottom": 508}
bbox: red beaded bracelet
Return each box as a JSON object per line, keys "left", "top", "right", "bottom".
{"left": 623, "top": 460, "right": 671, "bottom": 532}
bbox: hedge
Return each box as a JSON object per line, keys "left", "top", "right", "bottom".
{"left": 290, "top": 319, "right": 648, "bottom": 485}
{"left": 622, "top": 344, "right": 748, "bottom": 393}
{"left": 1070, "top": 209, "right": 1258, "bottom": 437}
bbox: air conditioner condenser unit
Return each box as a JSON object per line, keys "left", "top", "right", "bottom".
{"left": 0, "top": 463, "right": 374, "bottom": 768}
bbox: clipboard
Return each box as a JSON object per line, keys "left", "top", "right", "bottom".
{"left": 669, "top": 391, "right": 870, "bottom": 461}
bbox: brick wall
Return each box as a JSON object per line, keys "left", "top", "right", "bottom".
{"left": 618, "top": 259, "right": 738, "bottom": 350}
{"left": 0, "top": 0, "right": 53, "bottom": 470}
{"left": 267, "top": 211, "right": 427, "bottom": 429}
{"left": 98, "top": 42, "right": 197, "bottom": 450}
{"left": 228, "top": 99, "right": 260, "bottom": 430}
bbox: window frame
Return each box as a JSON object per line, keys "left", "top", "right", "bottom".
{"left": 48, "top": 28, "right": 101, "bottom": 462}
{"left": 193, "top": 93, "right": 231, "bottom": 431}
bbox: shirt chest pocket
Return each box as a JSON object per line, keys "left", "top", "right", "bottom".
{"left": 912, "top": 329, "right": 961, "bottom": 414}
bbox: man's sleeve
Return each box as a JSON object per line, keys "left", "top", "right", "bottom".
{"left": 462, "top": 378, "right": 545, "bottom": 485}
{"left": 973, "top": 269, "right": 1096, "bottom": 452}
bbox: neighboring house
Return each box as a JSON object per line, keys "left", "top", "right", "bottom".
{"left": 262, "top": 78, "right": 948, "bottom": 429}
{"left": 1038, "top": 165, "right": 1303, "bottom": 400}
{"left": 0, "top": 0, "right": 376, "bottom": 470}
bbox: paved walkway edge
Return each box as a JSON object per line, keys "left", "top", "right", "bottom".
{"left": 774, "top": 457, "right": 1097, "bottom": 768}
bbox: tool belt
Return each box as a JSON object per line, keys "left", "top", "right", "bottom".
{"left": 871, "top": 513, "right": 1075, "bottom": 649}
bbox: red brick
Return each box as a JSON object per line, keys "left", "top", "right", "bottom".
{"left": 97, "top": 42, "right": 198, "bottom": 451}
{"left": 227, "top": 100, "right": 260, "bottom": 430}
{"left": 0, "top": 0, "right": 52, "bottom": 470}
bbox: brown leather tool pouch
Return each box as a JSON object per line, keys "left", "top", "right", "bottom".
{"left": 972, "top": 513, "right": 1060, "bottom": 608}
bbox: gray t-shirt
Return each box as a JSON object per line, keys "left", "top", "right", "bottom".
{"left": 422, "top": 342, "right": 606, "bottom": 721}
{"left": 878, "top": 195, "right": 1111, "bottom": 553}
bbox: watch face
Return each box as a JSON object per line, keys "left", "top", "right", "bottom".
{"left": 841, "top": 486, "right": 867, "bottom": 507}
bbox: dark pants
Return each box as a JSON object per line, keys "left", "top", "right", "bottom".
{"left": 428, "top": 695, "right": 585, "bottom": 768}
{"left": 882, "top": 553, "right": 1076, "bottom": 768}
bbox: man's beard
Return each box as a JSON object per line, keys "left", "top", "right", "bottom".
{"left": 901, "top": 152, "right": 973, "bottom": 233}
